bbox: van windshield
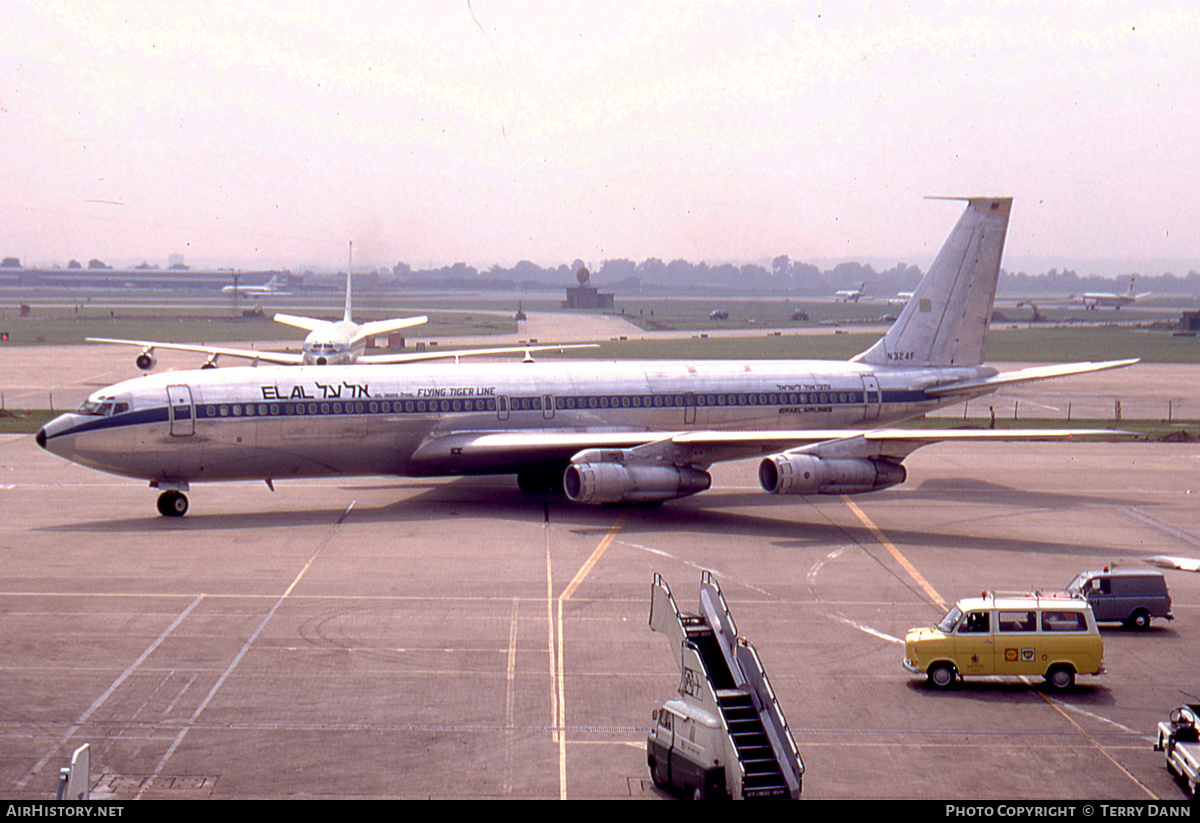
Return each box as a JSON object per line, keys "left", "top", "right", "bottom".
{"left": 936, "top": 606, "right": 962, "bottom": 633}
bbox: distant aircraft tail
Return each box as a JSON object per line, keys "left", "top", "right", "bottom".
{"left": 856, "top": 197, "right": 1011, "bottom": 367}
{"left": 345, "top": 242, "right": 354, "bottom": 323}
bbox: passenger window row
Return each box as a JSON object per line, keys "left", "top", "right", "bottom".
{"left": 192, "top": 390, "right": 867, "bottom": 419}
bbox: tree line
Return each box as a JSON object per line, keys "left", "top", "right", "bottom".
{"left": 386, "top": 257, "right": 1200, "bottom": 296}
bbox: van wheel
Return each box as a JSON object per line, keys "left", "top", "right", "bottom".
{"left": 928, "top": 663, "right": 956, "bottom": 689}
{"left": 1125, "top": 609, "right": 1151, "bottom": 631}
{"left": 650, "top": 756, "right": 668, "bottom": 789}
{"left": 1045, "top": 665, "right": 1075, "bottom": 691}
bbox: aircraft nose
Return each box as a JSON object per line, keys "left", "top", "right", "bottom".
{"left": 36, "top": 413, "right": 80, "bottom": 459}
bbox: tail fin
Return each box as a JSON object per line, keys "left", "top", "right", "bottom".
{"left": 344, "top": 242, "right": 354, "bottom": 324}
{"left": 857, "top": 197, "right": 1010, "bottom": 367}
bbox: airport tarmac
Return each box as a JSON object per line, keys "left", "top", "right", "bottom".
{"left": 2, "top": 430, "right": 1199, "bottom": 800}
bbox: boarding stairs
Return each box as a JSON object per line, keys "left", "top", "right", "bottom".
{"left": 650, "top": 571, "right": 803, "bottom": 799}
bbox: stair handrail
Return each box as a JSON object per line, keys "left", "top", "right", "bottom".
{"left": 649, "top": 572, "right": 688, "bottom": 675}
{"left": 680, "top": 638, "right": 747, "bottom": 799}
{"left": 735, "top": 636, "right": 804, "bottom": 799}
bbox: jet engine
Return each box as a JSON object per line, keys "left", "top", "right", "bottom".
{"left": 758, "top": 453, "right": 905, "bottom": 495}
{"left": 135, "top": 349, "right": 156, "bottom": 372}
{"left": 563, "top": 454, "right": 711, "bottom": 504}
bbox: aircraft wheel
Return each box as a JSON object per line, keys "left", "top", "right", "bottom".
{"left": 157, "top": 490, "right": 189, "bottom": 517}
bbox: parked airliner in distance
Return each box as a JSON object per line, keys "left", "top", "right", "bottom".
{"left": 1073, "top": 276, "right": 1150, "bottom": 310}
{"left": 220, "top": 274, "right": 289, "bottom": 297}
{"left": 835, "top": 282, "right": 868, "bottom": 302}
{"left": 90, "top": 268, "right": 427, "bottom": 368}
{"left": 40, "top": 198, "right": 1137, "bottom": 517}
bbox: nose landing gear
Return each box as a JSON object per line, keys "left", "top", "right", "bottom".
{"left": 156, "top": 490, "right": 189, "bottom": 517}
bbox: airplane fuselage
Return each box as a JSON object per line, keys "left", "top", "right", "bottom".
{"left": 302, "top": 320, "right": 367, "bottom": 365}
{"left": 1080, "top": 293, "right": 1135, "bottom": 310}
{"left": 38, "top": 359, "right": 989, "bottom": 486}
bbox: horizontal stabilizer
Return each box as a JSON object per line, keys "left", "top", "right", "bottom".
{"left": 926, "top": 359, "right": 1139, "bottom": 397}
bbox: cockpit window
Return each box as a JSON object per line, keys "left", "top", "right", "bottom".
{"left": 75, "top": 397, "right": 127, "bottom": 416}
{"left": 76, "top": 398, "right": 112, "bottom": 416}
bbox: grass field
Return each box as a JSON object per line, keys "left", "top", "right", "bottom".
{"left": 3, "top": 289, "right": 1195, "bottom": 360}
{"left": 0, "top": 301, "right": 516, "bottom": 346}
{"left": 544, "top": 325, "right": 1199, "bottom": 363}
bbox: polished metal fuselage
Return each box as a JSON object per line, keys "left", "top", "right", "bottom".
{"left": 39, "top": 359, "right": 993, "bottom": 485}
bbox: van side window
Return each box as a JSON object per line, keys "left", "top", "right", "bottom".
{"left": 998, "top": 611, "right": 1035, "bottom": 632}
{"left": 960, "top": 611, "right": 990, "bottom": 633}
{"left": 1041, "top": 611, "right": 1087, "bottom": 632}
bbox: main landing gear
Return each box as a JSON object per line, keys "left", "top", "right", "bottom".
{"left": 156, "top": 490, "right": 189, "bottom": 517}
{"left": 517, "top": 467, "right": 566, "bottom": 495}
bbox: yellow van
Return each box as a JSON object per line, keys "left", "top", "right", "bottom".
{"left": 904, "top": 591, "right": 1104, "bottom": 690}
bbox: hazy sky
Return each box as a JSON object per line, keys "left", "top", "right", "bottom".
{"left": 3, "top": 1, "right": 1197, "bottom": 275}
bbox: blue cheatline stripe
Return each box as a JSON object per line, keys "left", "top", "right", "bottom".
{"left": 47, "top": 387, "right": 934, "bottom": 438}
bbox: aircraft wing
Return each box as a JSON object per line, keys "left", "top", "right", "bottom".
{"left": 410, "top": 426, "right": 1140, "bottom": 473}
{"left": 86, "top": 337, "right": 305, "bottom": 366}
{"left": 1144, "top": 556, "right": 1200, "bottom": 573}
{"left": 272, "top": 313, "right": 331, "bottom": 333}
{"left": 355, "top": 316, "right": 429, "bottom": 339}
{"left": 925, "top": 359, "right": 1139, "bottom": 398}
{"left": 357, "top": 343, "right": 599, "bottom": 365}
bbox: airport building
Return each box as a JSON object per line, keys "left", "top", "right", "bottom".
{"left": 0, "top": 266, "right": 291, "bottom": 291}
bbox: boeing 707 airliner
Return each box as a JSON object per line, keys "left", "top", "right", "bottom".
{"left": 38, "top": 198, "right": 1136, "bottom": 516}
